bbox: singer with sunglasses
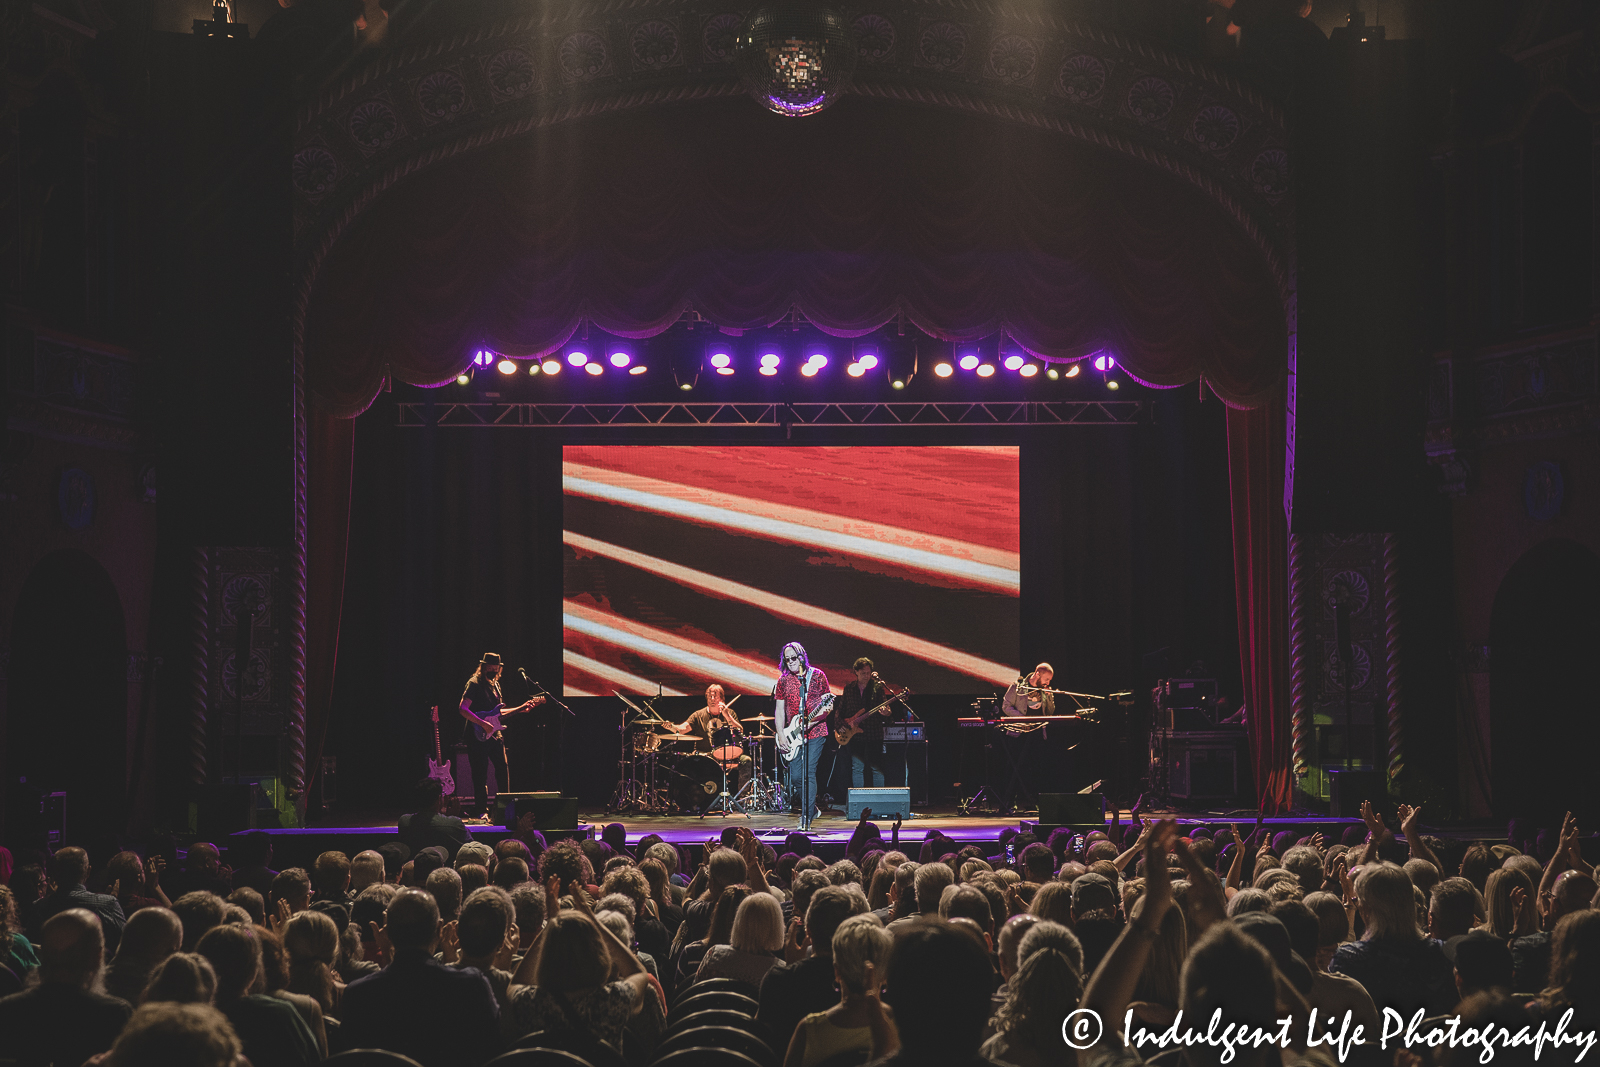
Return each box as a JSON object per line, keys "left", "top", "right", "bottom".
{"left": 772, "top": 642, "right": 833, "bottom": 832}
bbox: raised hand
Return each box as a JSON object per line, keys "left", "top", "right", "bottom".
{"left": 440, "top": 920, "right": 460, "bottom": 964}
{"left": 107, "top": 878, "right": 121, "bottom": 900}
{"left": 145, "top": 855, "right": 165, "bottom": 891}
{"left": 1398, "top": 803, "right": 1422, "bottom": 840}
{"left": 1360, "top": 799, "right": 1387, "bottom": 837}
{"left": 784, "top": 916, "right": 807, "bottom": 962}
{"left": 1142, "top": 820, "right": 1179, "bottom": 920}
{"left": 1335, "top": 857, "right": 1355, "bottom": 903}
{"left": 545, "top": 874, "right": 562, "bottom": 910}
{"left": 1309, "top": 831, "right": 1325, "bottom": 854}
{"left": 272, "top": 897, "right": 292, "bottom": 935}
{"left": 1510, "top": 884, "right": 1529, "bottom": 926}
{"left": 368, "top": 920, "right": 391, "bottom": 967}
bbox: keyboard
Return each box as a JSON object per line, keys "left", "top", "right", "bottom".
{"left": 957, "top": 715, "right": 1088, "bottom": 727}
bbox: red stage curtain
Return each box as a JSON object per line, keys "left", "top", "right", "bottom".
{"left": 305, "top": 402, "right": 354, "bottom": 806}
{"left": 301, "top": 97, "right": 1292, "bottom": 810}
{"left": 1227, "top": 394, "right": 1292, "bottom": 814}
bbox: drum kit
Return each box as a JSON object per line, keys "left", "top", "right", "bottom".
{"left": 607, "top": 692, "right": 789, "bottom": 816}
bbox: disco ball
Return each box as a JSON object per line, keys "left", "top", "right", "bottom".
{"left": 734, "top": 3, "right": 859, "bottom": 118}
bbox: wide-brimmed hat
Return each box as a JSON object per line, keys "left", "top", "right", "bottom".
{"left": 480, "top": 652, "right": 503, "bottom": 666}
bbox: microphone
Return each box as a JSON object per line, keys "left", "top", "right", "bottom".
{"left": 518, "top": 668, "right": 532, "bottom": 684}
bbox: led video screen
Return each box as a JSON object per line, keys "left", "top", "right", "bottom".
{"left": 563, "top": 446, "right": 1019, "bottom": 696}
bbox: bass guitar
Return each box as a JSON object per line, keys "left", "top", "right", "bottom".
{"left": 776, "top": 692, "right": 834, "bottom": 760}
{"left": 426, "top": 705, "right": 455, "bottom": 794}
{"left": 833, "top": 688, "right": 912, "bottom": 747}
{"left": 472, "top": 696, "right": 545, "bottom": 742}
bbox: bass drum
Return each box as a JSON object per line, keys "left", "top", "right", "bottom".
{"left": 669, "top": 753, "right": 723, "bottom": 814}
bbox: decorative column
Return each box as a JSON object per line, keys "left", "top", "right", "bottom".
{"left": 1381, "top": 533, "right": 1403, "bottom": 782}
{"left": 1288, "top": 532, "right": 1312, "bottom": 779}
{"left": 189, "top": 547, "right": 210, "bottom": 787}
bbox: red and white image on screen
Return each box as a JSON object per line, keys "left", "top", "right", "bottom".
{"left": 563, "top": 445, "right": 1019, "bottom": 696}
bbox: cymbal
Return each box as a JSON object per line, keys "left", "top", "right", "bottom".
{"left": 650, "top": 731, "right": 693, "bottom": 741}
{"left": 741, "top": 714, "right": 775, "bottom": 722}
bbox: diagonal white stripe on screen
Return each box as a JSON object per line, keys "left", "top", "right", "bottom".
{"left": 564, "top": 467, "right": 1019, "bottom": 593}
{"left": 563, "top": 685, "right": 601, "bottom": 697}
{"left": 562, "top": 651, "right": 687, "bottom": 696}
{"left": 564, "top": 532, "right": 1018, "bottom": 686}
{"left": 565, "top": 602, "right": 801, "bottom": 694}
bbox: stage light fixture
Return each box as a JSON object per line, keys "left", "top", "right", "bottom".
{"left": 567, "top": 350, "right": 589, "bottom": 367}
{"left": 759, "top": 352, "right": 781, "bottom": 369}
{"left": 1093, "top": 353, "right": 1115, "bottom": 372}
{"left": 759, "top": 366, "right": 778, "bottom": 377}
{"left": 716, "top": 367, "right": 735, "bottom": 376}
{"left": 891, "top": 379, "right": 905, "bottom": 389}
{"left": 1019, "top": 364, "right": 1039, "bottom": 378}
{"left": 456, "top": 371, "right": 471, "bottom": 385}
{"left": 585, "top": 362, "right": 603, "bottom": 376}
{"left": 1003, "top": 354, "right": 1025, "bottom": 371}
{"left": 846, "top": 362, "right": 866, "bottom": 377}
{"left": 541, "top": 359, "right": 561, "bottom": 375}
{"left": 609, "top": 350, "right": 631, "bottom": 368}
{"left": 496, "top": 358, "right": 518, "bottom": 375}
{"left": 1046, "top": 367, "right": 1060, "bottom": 380}
{"left": 1107, "top": 379, "right": 1120, "bottom": 390}
{"left": 958, "top": 354, "right": 980, "bottom": 371}
{"left": 709, "top": 352, "right": 732, "bottom": 369}
{"left": 934, "top": 362, "right": 954, "bottom": 378}
{"left": 1064, "top": 364, "right": 1081, "bottom": 378}
{"left": 472, "top": 349, "right": 496, "bottom": 368}
{"left": 806, "top": 352, "right": 828, "bottom": 369}
{"left": 857, "top": 352, "right": 879, "bottom": 371}
{"left": 629, "top": 365, "right": 647, "bottom": 375}
{"left": 680, "top": 382, "right": 693, "bottom": 391}
{"left": 977, "top": 364, "right": 996, "bottom": 377}
{"left": 800, "top": 362, "right": 821, "bottom": 377}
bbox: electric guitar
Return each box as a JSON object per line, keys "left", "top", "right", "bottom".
{"left": 471, "top": 696, "right": 544, "bottom": 742}
{"left": 775, "top": 683, "right": 834, "bottom": 760}
{"left": 426, "top": 705, "right": 455, "bottom": 794}
{"left": 833, "top": 688, "right": 912, "bottom": 747}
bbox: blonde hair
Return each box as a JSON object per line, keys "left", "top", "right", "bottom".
{"left": 282, "top": 911, "right": 340, "bottom": 1012}
{"left": 1483, "top": 868, "right": 1536, "bottom": 939}
{"left": 142, "top": 952, "right": 218, "bottom": 1005}
{"left": 831, "top": 913, "right": 891, "bottom": 993}
{"left": 730, "top": 892, "right": 785, "bottom": 953}
{"left": 1356, "top": 862, "right": 1425, "bottom": 941}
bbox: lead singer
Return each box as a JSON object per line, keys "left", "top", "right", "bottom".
{"left": 773, "top": 641, "right": 833, "bottom": 832}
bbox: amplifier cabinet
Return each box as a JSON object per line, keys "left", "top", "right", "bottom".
{"left": 1157, "top": 730, "right": 1242, "bottom": 800}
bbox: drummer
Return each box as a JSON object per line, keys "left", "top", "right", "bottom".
{"left": 667, "top": 684, "right": 753, "bottom": 793}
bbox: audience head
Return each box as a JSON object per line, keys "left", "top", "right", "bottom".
{"left": 39, "top": 907, "right": 107, "bottom": 988}
{"left": 1459, "top": 845, "right": 1493, "bottom": 892}
{"left": 1356, "top": 862, "right": 1424, "bottom": 941}
{"left": 383, "top": 887, "right": 443, "bottom": 954}
{"left": 997, "top": 913, "right": 1042, "bottom": 979}
{"left": 509, "top": 883, "right": 547, "bottom": 946}
{"left": 707, "top": 848, "right": 747, "bottom": 892}
{"left": 116, "top": 906, "right": 184, "bottom": 967}
{"left": 1444, "top": 930, "right": 1515, "bottom": 996}
{"left": 913, "top": 861, "right": 954, "bottom": 916}
{"left": 805, "top": 885, "right": 866, "bottom": 958}
{"left": 1030, "top": 880, "right": 1075, "bottom": 926}
{"left": 170, "top": 891, "right": 227, "bottom": 953}
{"left": 1070, "top": 872, "right": 1116, "bottom": 919}
{"left": 1180, "top": 923, "right": 1278, "bottom": 1067}
{"left": 832, "top": 913, "right": 891, "bottom": 994}
{"left": 730, "top": 891, "right": 785, "bottom": 954}
{"left": 1545, "top": 909, "right": 1600, "bottom": 1009}
{"left": 350, "top": 850, "right": 385, "bottom": 892}
{"left": 1551, "top": 870, "right": 1598, "bottom": 924}
{"left": 643, "top": 842, "right": 679, "bottom": 878}
{"left": 539, "top": 841, "right": 595, "bottom": 894}
{"left": 377, "top": 842, "right": 410, "bottom": 882}
{"left": 881, "top": 921, "right": 996, "bottom": 1057}
{"left": 791, "top": 869, "right": 830, "bottom": 922}
{"left": 104, "top": 1002, "right": 240, "bottom": 1067}
{"left": 458, "top": 886, "right": 515, "bottom": 961}
{"left": 536, "top": 911, "right": 611, "bottom": 991}
{"left": 312, "top": 851, "right": 351, "bottom": 900}
{"left": 707, "top": 884, "right": 751, "bottom": 946}
{"left": 142, "top": 952, "right": 218, "bottom": 1005}
{"left": 227, "top": 887, "right": 265, "bottom": 926}
{"left": 424, "top": 865, "right": 464, "bottom": 922}
{"left": 1428, "top": 878, "right": 1480, "bottom": 941}
{"left": 940, "top": 884, "right": 995, "bottom": 941}
{"left": 48, "top": 846, "right": 92, "bottom": 890}
{"left": 195, "top": 923, "right": 261, "bottom": 1000}
{"left": 494, "top": 857, "right": 531, "bottom": 890}
{"left": 1483, "top": 867, "right": 1537, "bottom": 939}
{"left": 412, "top": 846, "right": 448, "bottom": 883}
{"left": 269, "top": 868, "right": 311, "bottom": 913}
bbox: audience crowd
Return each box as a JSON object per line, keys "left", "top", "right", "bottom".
{"left": 1, "top": 790, "right": 1597, "bottom": 1067}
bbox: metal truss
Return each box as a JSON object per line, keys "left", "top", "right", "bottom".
{"left": 396, "top": 400, "right": 1145, "bottom": 428}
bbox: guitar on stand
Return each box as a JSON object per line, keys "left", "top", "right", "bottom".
{"left": 427, "top": 705, "right": 455, "bottom": 794}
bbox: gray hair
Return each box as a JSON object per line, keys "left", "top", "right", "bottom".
{"left": 832, "top": 913, "right": 891, "bottom": 993}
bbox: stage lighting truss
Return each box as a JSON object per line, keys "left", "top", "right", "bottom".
{"left": 397, "top": 399, "right": 1146, "bottom": 428}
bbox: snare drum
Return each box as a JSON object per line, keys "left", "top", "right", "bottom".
{"left": 710, "top": 725, "right": 744, "bottom": 769}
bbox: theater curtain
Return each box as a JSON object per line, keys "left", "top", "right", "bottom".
{"left": 1227, "top": 394, "right": 1292, "bottom": 814}
{"left": 300, "top": 96, "right": 1292, "bottom": 808}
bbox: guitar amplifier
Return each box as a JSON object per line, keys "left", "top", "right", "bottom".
{"left": 883, "top": 724, "right": 925, "bottom": 742}
{"left": 847, "top": 788, "right": 910, "bottom": 820}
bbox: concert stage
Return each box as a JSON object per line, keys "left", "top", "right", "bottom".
{"left": 232, "top": 806, "right": 1479, "bottom": 871}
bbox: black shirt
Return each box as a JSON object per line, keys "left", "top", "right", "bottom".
{"left": 684, "top": 708, "right": 740, "bottom": 755}
{"left": 399, "top": 811, "right": 472, "bottom": 855}
{"left": 0, "top": 984, "right": 132, "bottom": 1067}
{"left": 757, "top": 954, "right": 839, "bottom": 1056}
{"left": 462, "top": 677, "right": 502, "bottom": 718}
{"left": 835, "top": 678, "right": 900, "bottom": 745}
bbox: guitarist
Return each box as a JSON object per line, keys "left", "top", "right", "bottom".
{"left": 773, "top": 641, "right": 833, "bottom": 832}
{"left": 834, "top": 657, "right": 904, "bottom": 788}
{"left": 458, "top": 652, "right": 545, "bottom": 817}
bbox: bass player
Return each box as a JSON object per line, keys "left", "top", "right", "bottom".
{"left": 773, "top": 641, "right": 832, "bottom": 832}
{"left": 833, "top": 657, "right": 906, "bottom": 788}
{"left": 459, "top": 652, "right": 545, "bottom": 817}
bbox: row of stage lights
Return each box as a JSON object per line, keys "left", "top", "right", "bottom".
{"left": 457, "top": 345, "right": 1119, "bottom": 389}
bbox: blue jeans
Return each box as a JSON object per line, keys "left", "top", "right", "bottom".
{"left": 850, "top": 744, "right": 886, "bottom": 788}
{"left": 785, "top": 735, "right": 827, "bottom": 825}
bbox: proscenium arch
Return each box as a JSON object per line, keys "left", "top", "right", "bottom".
{"left": 284, "top": 0, "right": 1297, "bottom": 807}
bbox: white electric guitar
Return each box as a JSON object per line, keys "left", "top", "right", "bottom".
{"left": 426, "top": 705, "right": 455, "bottom": 794}
{"left": 775, "top": 676, "right": 834, "bottom": 760}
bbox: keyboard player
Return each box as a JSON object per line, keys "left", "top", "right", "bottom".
{"left": 1002, "top": 663, "right": 1056, "bottom": 717}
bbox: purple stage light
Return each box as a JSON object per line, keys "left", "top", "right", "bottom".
{"left": 567, "top": 350, "right": 589, "bottom": 367}
{"left": 541, "top": 359, "right": 561, "bottom": 375}
{"left": 1093, "top": 353, "right": 1115, "bottom": 372}
{"left": 609, "top": 351, "right": 631, "bottom": 368}
{"left": 585, "top": 362, "right": 603, "bottom": 376}
{"left": 1003, "top": 354, "right": 1025, "bottom": 371}
{"left": 629, "top": 365, "right": 647, "bottom": 375}
{"left": 958, "top": 354, "right": 980, "bottom": 371}
{"left": 710, "top": 352, "right": 732, "bottom": 369}
{"left": 473, "top": 349, "right": 495, "bottom": 368}
{"left": 806, "top": 351, "right": 828, "bottom": 369}
{"left": 857, "top": 352, "right": 879, "bottom": 371}
{"left": 977, "top": 364, "right": 996, "bottom": 377}
{"left": 760, "top": 352, "right": 781, "bottom": 369}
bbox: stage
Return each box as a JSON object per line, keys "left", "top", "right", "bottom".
{"left": 230, "top": 805, "right": 1506, "bottom": 871}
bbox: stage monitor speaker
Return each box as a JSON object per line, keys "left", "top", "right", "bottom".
{"left": 847, "top": 787, "right": 910, "bottom": 820}
{"left": 497, "top": 792, "right": 576, "bottom": 829}
{"left": 1038, "top": 793, "right": 1106, "bottom": 826}
{"left": 1327, "top": 770, "right": 1387, "bottom": 818}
